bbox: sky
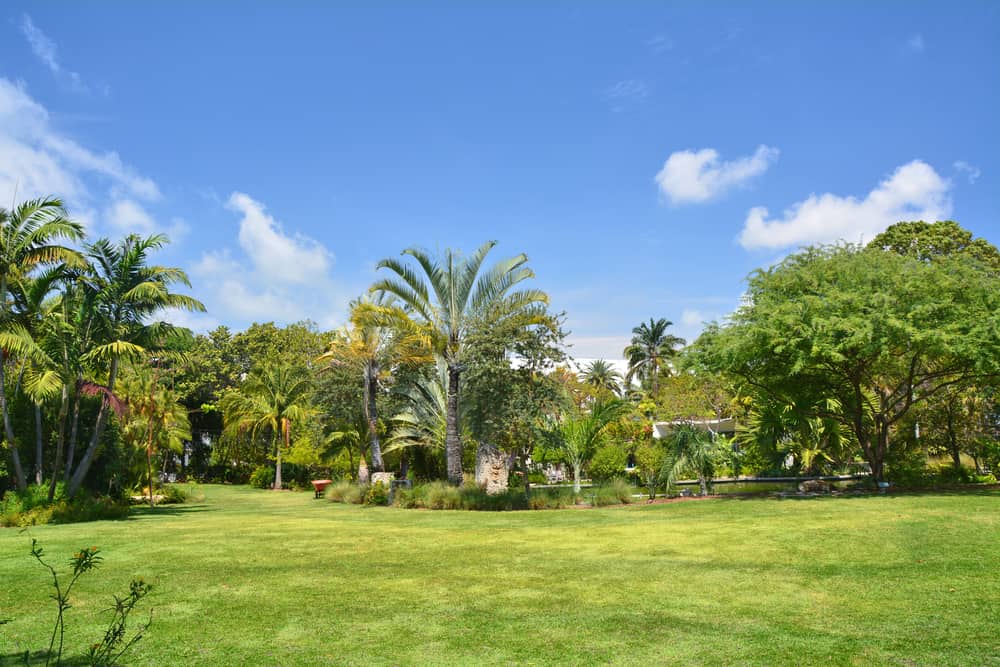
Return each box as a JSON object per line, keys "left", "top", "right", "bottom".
{"left": 1, "top": 2, "right": 998, "bottom": 362}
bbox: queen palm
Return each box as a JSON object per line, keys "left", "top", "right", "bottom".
{"left": 221, "top": 364, "right": 312, "bottom": 490}
{"left": 372, "top": 241, "right": 548, "bottom": 485}
{"left": 580, "top": 359, "right": 623, "bottom": 396}
{"left": 624, "top": 318, "right": 686, "bottom": 397}
{"left": 0, "top": 196, "right": 83, "bottom": 491}
{"left": 317, "top": 294, "right": 429, "bottom": 473}
{"left": 66, "top": 234, "right": 204, "bottom": 497}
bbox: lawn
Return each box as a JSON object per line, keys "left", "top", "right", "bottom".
{"left": 2, "top": 485, "right": 998, "bottom": 666}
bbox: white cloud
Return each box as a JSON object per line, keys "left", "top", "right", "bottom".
{"left": 106, "top": 199, "right": 156, "bottom": 234}
{"left": 655, "top": 145, "right": 778, "bottom": 204}
{"left": 906, "top": 33, "right": 925, "bottom": 54}
{"left": 226, "top": 192, "right": 332, "bottom": 285}
{"left": 19, "top": 14, "right": 89, "bottom": 93}
{"left": 0, "top": 78, "right": 159, "bottom": 215}
{"left": 954, "top": 161, "right": 981, "bottom": 184}
{"left": 739, "top": 160, "right": 952, "bottom": 250}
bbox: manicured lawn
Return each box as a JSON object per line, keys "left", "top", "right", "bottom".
{"left": 2, "top": 485, "right": 998, "bottom": 666}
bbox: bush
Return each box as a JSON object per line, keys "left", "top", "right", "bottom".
{"left": 160, "top": 483, "right": 203, "bottom": 505}
{"left": 592, "top": 478, "right": 634, "bottom": 506}
{"left": 391, "top": 486, "right": 417, "bottom": 508}
{"left": 326, "top": 481, "right": 366, "bottom": 504}
{"left": 589, "top": 444, "right": 628, "bottom": 482}
{"left": 424, "top": 481, "right": 463, "bottom": 510}
{"left": 2, "top": 493, "right": 129, "bottom": 527}
{"left": 527, "top": 487, "right": 576, "bottom": 510}
{"left": 365, "top": 481, "right": 390, "bottom": 506}
{"left": 249, "top": 465, "right": 275, "bottom": 489}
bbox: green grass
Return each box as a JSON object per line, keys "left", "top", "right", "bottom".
{"left": 2, "top": 485, "right": 999, "bottom": 666}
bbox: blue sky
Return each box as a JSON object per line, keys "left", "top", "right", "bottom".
{"left": 1, "top": 3, "right": 998, "bottom": 360}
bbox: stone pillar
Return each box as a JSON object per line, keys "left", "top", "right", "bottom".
{"left": 475, "top": 441, "right": 509, "bottom": 495}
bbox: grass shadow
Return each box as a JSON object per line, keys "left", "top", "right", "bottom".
{"left": 0, "top": 651, "right": 91, "bottom": 667}
{"left": 128, "top": 503, "right": 214, "bottom": 518}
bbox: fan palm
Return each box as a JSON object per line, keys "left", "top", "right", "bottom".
{"left": 0, "top": 196, "right": 83, "bottom": 491}
{"left": 372, "top": 241, "right": 548, "bottom": 485}
{"left": 65, "top": 234, "right": 204, "bottom": 497}
{"left": 221, "top": 365, "right": 313, "bottom": 490}
{"left": 580, "top": 359, "right": 623, "bottom": 396}
{"left": 623, "top": 318, "right": 685, "bottom": 396}
{"left": 317, "top": 294, "right": 429, "bottom": 472}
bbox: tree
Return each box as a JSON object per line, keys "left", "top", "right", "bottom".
{"left": 66, "top": 234, "right": 204, "bottom": 498}
{"left": 580, "top": 360, "right": 623, "bottom": 397}
{"left": 318, "top": 295, "right": 429, "bottom": 473}
{"left": 221, "top": 364, "right": 312, "bottom": 490}
{"left": 868, "top": 220, "right": 1000, "bottom": 271}
{"left": 372, "top": 241, "right": 549, "bottom": 485}
{"left": 554, "top": 399, "right": 628, "bottom": 493}
{"left": 624, "top": 318, "right": 685, "bottom": 396}
{"left": 661, "top": 423, "right": 717, "bottom": 496}
{"left": 696, "top": 244, "right": 1000, "bottom": 482}
{"left": 0, "top": 196, "right": 83, "bottom": 491}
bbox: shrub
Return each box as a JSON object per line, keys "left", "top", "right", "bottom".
{"left": 391, "top": 487, "right": 417, "bottom": 508}
{"left": 424, "top": 481, "right": 463, "bottom": 510}
{"left": 528, "top": 487, "right": 575, "bottom": 510}
{"left": 1, "top": 486, "right": 128, "bottom": 527}
{"left": 365, "top": 481, "right": 390, "bottom": 506}
{"left": 326, "top": 481, "right": 366, "bottom": 504}
{"left": 249, "top": 465, "right": 275, "bottom": 489}
{"left": 591, "top": 478, "right": 634, "bottom": 506}
{"left": 589, "top": 444, "right": 628, "bottom": 482}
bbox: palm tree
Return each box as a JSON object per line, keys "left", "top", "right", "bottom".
{"left": 624, "top": 318, "right": 685, "bottom": 396}
{"left": 580, "top": 359, "right": 623, "bottom": 396}
{"left": 0, "top": 196, "right": 83, "bottom": 491}
{"left": 661, "top": 422, "right": 717, "bottom": 496}
{"left": 65, "top": 234, "right": 204, "bottom": 498}
{"left": 317, "top": 294, "right": 429, "bottom": 473}
{"left": 372, "top": 241, "right": 548, "bottom": 485}
{"left": 221, "top": 365, "right": 312, "bottom": 490}
{"left": 556, "top": 398, "right": 628, "bottom": 493}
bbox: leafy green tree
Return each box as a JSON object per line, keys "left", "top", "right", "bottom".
{"left": 221, "top": 364, "right": 313, "bottom": 490}
{"left": 633, "top": 442, "right": 665, "bottom": 499}
{"left": 661, "top": 423, "right": 717, "bottom": 496}
{"left": 372, "top": 241, "right": 549, "bottom": 485}
{"left": 580, "top": 359, "right": 623, "bottom": 397}
{"left": 318, "top": 295, "right": 429, "bottom": 473}
{"left": 868, "top": 220, "right": 1000, "bottom": 271}
{"left": 624, "top": 318, "right": 685, "bottom": 396}
{"left": 66, "top": 234, "right": 204, "bottom": 498}
{"left": 554, "top": 399, "right": 628, "bottom": 493}
{"left": 695, "top": 244, "right": 1000, "bottom": 482}
{"left": 0, "top": 196, "right": 83, "bottom": 491}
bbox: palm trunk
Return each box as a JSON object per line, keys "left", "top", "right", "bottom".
{"left": 48, "top": 385, "right": 70, "bottom": 502}
{"left": 365, "top": 363, "right": 384, "bottom": 472}
{"left": 64, "top": 377, "right": 83, "bottom": 481}
{"left": 34, "top": 403, "right": 44, "bottom": 485}
{"left": 273, "top": 425, "right": 285, "bottom": 490}
{"left": 445, "top": 364, "right": 463, "bottom": 486}
{"left": 0, "top": 355, "right": 28, "bottom": 491}
{"left": 67, "top": 359, "right": 119, "bottom": 498}
{"left": 572, "top": 462, "right": 582, "bottom": 494}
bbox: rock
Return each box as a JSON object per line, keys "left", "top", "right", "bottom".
{"left": 798, "top": 479, "right": 831, "bottom": 494}
{"left": 358, "top": 459, "right": 370, "bottom": 485}
{"left": 371, "top": 472, "right": 394, "bottom": 488}
{"left": 475, "top": 442, "right": 509, "bottom": 495}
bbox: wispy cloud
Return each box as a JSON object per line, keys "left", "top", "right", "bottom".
{"left": 655, "top": 145, "right": 778, "bottom": 205}
{"left": 905, "top": 33, "right": 925, "bottom": 54}
{"left": 645, "top": 34, "right": 673, "bottom": 54}
{"left": 601, "top": 79, "right": 650, "bottom": 112}
{"left": 953, "top": 160, "right": 981, "bottom": 184}
{"left": 739, "top": 160, "right": 952, "bottom": 250}
{"left": 19, "top": 14, "right": 90, "bottom": 94}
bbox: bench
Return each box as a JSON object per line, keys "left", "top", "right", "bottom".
{"left": 311, "top": 479, "right": 333, "bottom": 499}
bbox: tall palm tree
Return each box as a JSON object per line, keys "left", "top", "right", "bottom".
{"left": 221, "top": 365, "right": 313, "bottom": 490}
{"left": 0, "top": 196, "right": 83, "bottom": 491}
{"left": 580, "top": 359, "right": 623, "bottom": 396}
{"left": 66, "top": 234, "right": 204, "bottom": 498}
{"left": 372, "top": 241, "right": 548, "bottom": 485}
{"left": 317, "top": 294, "right": 429, "bottom": 473}
{"left": 556, "top": 398, "right": 628, "bottom": 493}
{"left": 624, "top": 318, "right": 685, "bottom": 397}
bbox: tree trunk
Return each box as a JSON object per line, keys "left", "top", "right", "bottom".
{"left": 63, "top": 379, "right": 82, "bottom": 481}
{"left": 572, "top": 462, "right": 582, "bottom": 494}
{"left": 698, "top": 474, "right": 708, "bottom": 496}
{"left": 365, "top": 363, "right": 384, "bottom": 473}
{"left": 48, "top": 385, "right": 70, "bottom": 502}
{"left": 34, "top": 403, "right": 44, "bottom": 486}
{"left": 0, "top": 356, "right": 28, "bottom": 492}
{"left": 946, "top": 406, "right": 962, "bottom": 469}
{"left": 66, "top": 359, "right": 119, "bottom": 498}
{"left": 445, "top": 364, "right": 463, "bottom": 486}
